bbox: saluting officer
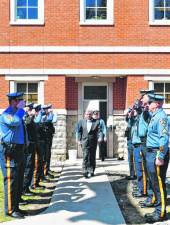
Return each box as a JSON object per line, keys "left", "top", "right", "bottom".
{"left": 144, "top": 94, "right": 169, "bottom": 223}
{"left": 0, "top": 92, "right": 27, "bottom": 219}
{"left": 23, "top": 103, "right": 37, "bottom": 195}
{"left": 41, "top": 104, "right": 56, "bottom": 178}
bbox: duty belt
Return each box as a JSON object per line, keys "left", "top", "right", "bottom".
{"left": 147, "top": 147, "right": 159, "bottom": 152}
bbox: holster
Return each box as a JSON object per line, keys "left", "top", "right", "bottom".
{"left": 2, "top": 143, "right": 16, "bottom": 156}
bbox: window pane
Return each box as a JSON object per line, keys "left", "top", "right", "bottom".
{"left": 165, "top": 94, "right": 170, "bottom": 103}
{"left": 17, "top": 0, "right": 27, "bottom": 6}
{"left": 17, "top": 83, "right": 27, "bottom": 92}
{"left": 165, "top": 8, "right": 170, "bottom": 18}
{"left": 17, "top": 8, "right": 27, "bottom": 19}
{"left": 165, "top": 83, "right": 170, "bottom": 92}
{"left": 28, "top": 0, "right": 38, "bottom": 6}
{"left": 28, "top": 83, "right": 38, "bottom": 92}
{"left": 86, "top": 0, "right": 96, "bottom": 7}
{"left": 155, "top": 8, "right": 164, "bottom": 19}
{"left": 97, "top": 8, "right": 107, "bottom": 19}
{"left": 28, "top": 8, "right": 38, "bottom": 19}
{"left": 86, "top": 8, "right": 96, "bottom": 19}
{"left": 154, "top": 83, "right": 164, "bottom": 92}
{"left": 154, "top": 0, "right": 164, "bottom": 7}
{"left": 28, "top": 94, "right": 38, "bottom": 103}
{"left": 84, "top": 86, "right": 107, "bottom": 99}
{"left": 166, "top": 0, "right": 170, "bottom": 7}
{"left": 97, "top": 0, "right": 107, "bottom": 7}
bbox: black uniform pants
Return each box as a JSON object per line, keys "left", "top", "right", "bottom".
{"left": 23, "top": 143, "right": 36, "bottom": 192}
{"left": 2, "top": 144, "right": 25, "bottom": 215}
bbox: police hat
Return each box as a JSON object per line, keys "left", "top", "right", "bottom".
{"left": 42, "top": 104, "right": 52, "bottom": 110}
{"left": 140, "top": 89, "right": 154, "bottom": 96}
{"left": 33, "top": 104, "right": 41, "bottom": 112}
{"left": 7, "top": 92, "right": 24, "bottom": 100}
{"left": 26, "top": 103, "right": 34, "bottom": 109}
{"left": 148, "top": 94, "right": 164, "bottom": 103}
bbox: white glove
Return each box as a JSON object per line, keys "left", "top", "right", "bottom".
{"left": 17, "top": 100, "right": 26, "bottom": 109}
{"left": 155, "top": 158, "right": 164, "bottom": 166}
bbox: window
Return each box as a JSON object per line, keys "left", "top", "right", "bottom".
{"left": 84, "top": 86, "right": 107, "bottom": 99}
{"left": 10, "top": 0, "right": 44, "bottom": 25}
{"left": 149, "top": 0, "right": 170, "bottom": 25}
{"left": 80, "top": 0, "right": 113, "bottom": 25}
{"left": 17, "top": 82, "right": 38, "bottom": 103}
{"left": 154, "top": 82, "right": 170, "bottom": 104}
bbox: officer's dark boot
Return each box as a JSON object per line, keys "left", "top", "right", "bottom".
{"left": 145, "top": 212, "right": 167, "bottom": 223}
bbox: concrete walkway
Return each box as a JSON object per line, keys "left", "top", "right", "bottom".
{"left": 2, "top": 159, "right": 125, "bottom": 225}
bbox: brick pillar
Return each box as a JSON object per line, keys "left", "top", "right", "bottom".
{"left": 126, "top": 75, "right": 148, "bottom": 108}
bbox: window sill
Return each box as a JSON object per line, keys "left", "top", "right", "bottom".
{"left": 10, "top": 20, "right": 44, "bottom": 26}
{"left": 80, "top": 20, "right": 114, "bottom": 26}
{"left": 149, "top": 20, "right": 170, "bottom": 26}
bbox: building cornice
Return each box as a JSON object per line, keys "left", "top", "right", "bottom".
{"left": 1, "top": 46, "right": 170, "bottom": 53}
{"left": 1, "top": 69, "right": 170, "bottom": 75}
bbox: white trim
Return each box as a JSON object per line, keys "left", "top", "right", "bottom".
{"left": 80, "top": 0, "right": 113, "bottom": 25}
{"left": 5, "top": 75, "right": 48, "bottom": 81}
{"left": 9, "top": 81, "right": 15, "bottom": 93}
{"left": 2, "top": 69, "right": 170, "bottom": 76}
{"left": 38, "top": 81, "right": 44, "bottom": 104}
{"left": 3, "top": 46, "right": 170, "bottom": 53}
{"left": 149, "top": 0, "right": 170, "bottom": 26}
{"left": 144, "top": 75, "right": 170, "bottom": 81}
{"left": 10, "top": 0, "right": 44, "bottom": 25}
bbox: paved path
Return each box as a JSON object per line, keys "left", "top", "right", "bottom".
{"left": 2, "top": 159, "right": 125, "bottom": 225}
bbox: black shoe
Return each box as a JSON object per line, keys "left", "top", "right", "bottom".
{"left": 31, "top": 184, "right": 45, "bottom": 190}
{"left": 42, "top": 177, "right": 50, "bottom": 183}
{"left": 88, "top": 173, "right": 94, "bottom": 177}
{"left": 126, "top": 175, "right": 137, "bottom": 180}
{"left": 132, "top": 191, "right": 147, "bottom": 198}
{"left": 23, "top": 189, "right": 35, "bottom": 196}
{"left": 19, "top": 198, "right": 28, "bottom": 205}
{"left": 145, "top": 212, "right": 167, "bottom": 223}
{"left": 83, "top": 173, "right": 88, "bottom": 178}
{"left": 9, "top": 211, "right": 25, "bottom": 219}
{"left": 139, "top": 200, "right": 154, "bottom": 208}
{"left": 17, "top": 209, "right": 28, "bottom": 216}
{"left": 46, "top": 173, "right": 55, "bottom": 179}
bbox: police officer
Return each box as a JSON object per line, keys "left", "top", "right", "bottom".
{"left": 22, "top": 103, "right": 37, "bottom": 195}
{"left": 124, "top": 108, "right": 136, "bottom": 180}
{"left": 41, "top": 104, "right": 56, "bottom": 178}
{"left": 0, "top": 92, "right": 27, "bottom": 218}
{"left": 31, "top": 104, "right": 45, "bottom": 190}
{"left": 144, "top": 94, "right": 169, "bottom": 223}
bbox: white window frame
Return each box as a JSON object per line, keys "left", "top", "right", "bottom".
{"left": 149, "top": 0, "right": 170, "bottom": 25}
{"left": 10, "top": 0, "right": 44, "bottom": 25}
{"left": 9, "top": 78, "right": 45, "bottom": 104}
{"left": 80, "top": 0, "right": 113, "bottom": 25}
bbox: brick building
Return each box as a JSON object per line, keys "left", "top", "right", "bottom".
{"left": 0, "top": 0, "right": 170, "bottom": 163}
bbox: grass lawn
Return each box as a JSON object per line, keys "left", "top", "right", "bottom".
{"left": 0, "top": 170, "right": 12, "bottom": 222}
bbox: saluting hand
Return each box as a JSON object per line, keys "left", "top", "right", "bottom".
{"left": 155, "top": 158, "right": 164, "bottom": 166}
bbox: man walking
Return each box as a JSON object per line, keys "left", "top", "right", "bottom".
{"left": 77, "top": 110, "right": 102, "bottom": 178}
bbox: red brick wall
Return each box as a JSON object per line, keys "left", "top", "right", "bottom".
{"left": 44, "top": 76, "right": 66, "bottom": 109}
{"left": 1, "top": 53, "right": 170, "bottom": 69}
{"left": 1, "top": 0, "right": 170, "bottom": 46}
{"left": 126, "top": 75, "right": 148, "bottom": 108}
{"left": 66, "top": 78, "right": 78, "bottom": 110}
{"left": 0, "top": 75, "right": 9, "bottom": 108}
{"left": 113, "top": 78, "right": 126, "bottom": 110}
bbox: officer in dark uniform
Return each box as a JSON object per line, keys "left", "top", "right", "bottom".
{"left": 41, "top": 104, "right": 56, "bottom": 179}
{"left": 144, "top": 94, "right": 169, "bottom": 223}
{"left": 0, "top": 92, "right": 27, "bottom": 218}
{"left": 23, "top": 103, "right": 37, "bottom": 195}
{"left": 125, "top": 108, "right": 136, "bottom": 180}
{"left": 31, "top": 104, "right": 45, "bottom": 190}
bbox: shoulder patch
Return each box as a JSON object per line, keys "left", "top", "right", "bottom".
{"left": 160, "top": 118, "right": 168, "bottom": 126}
{"left": 5, "top": 114, "right": 14, "bottom": 122}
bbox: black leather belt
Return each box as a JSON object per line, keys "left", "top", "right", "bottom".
{"left": 147, "top": 147, "right": 159, "bottom": 152}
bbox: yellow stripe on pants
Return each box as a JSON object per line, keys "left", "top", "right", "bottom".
{"left": 156, "top": 166, "right": 165, "bottom": 218}
{"left": 6, "top": 157, "right": 12, "bottom": 214}
{"left": 142, "top": 160, "right": 147, "bottom": 194}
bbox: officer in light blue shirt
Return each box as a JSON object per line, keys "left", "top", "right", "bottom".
{"left": 0, "top": 92, "right": 27, "bottom": 219}
{"left": 145, "top": 94, "right": 169, "bottom": 223}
